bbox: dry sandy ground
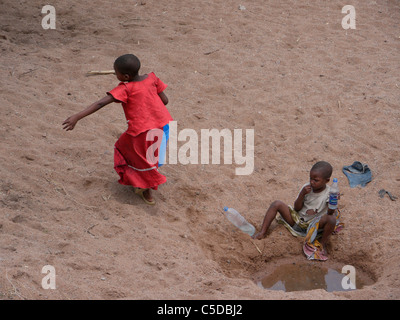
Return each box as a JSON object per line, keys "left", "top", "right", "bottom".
{"left": 0, "top": 0, "right": 399, "bottom": 300}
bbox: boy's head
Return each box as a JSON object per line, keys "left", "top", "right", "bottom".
{"left": 114, "top": 54, "right": 141, "bottom": 81}
{"left": 309, "top": 161, "right": 332, "bottom": 192}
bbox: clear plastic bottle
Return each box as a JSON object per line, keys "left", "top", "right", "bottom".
{"left": 328, "top": 178, "right": 339, "bottom": 210}
{"left": 222, "top": 207, "right": 256, "bottom": 236}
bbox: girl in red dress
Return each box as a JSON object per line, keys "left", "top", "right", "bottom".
{"left": 62, "top": 54, "right": 173, "bottom": 205}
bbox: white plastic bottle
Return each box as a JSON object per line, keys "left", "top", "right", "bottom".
{"left": 328, "top": 178, "right": 339, "bottom": 210}
{"left": 222, "top": 207, "right": 256, "bottom": 236}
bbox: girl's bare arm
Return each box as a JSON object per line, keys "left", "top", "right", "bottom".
{"left": 62, "top": 95, "right": 116, "bottom": 131}
{"left": 158, "top": 91, "right": 168, "bottom": 105}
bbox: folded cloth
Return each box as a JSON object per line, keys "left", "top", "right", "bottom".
{"left": 302, "top": 209, "right": 344, "bottom": 261}
{"left": 276, "top": 208, "right": 344, "bottom": 261}
{"left": 342, "top": 161, "right": 372, "bottom": 188}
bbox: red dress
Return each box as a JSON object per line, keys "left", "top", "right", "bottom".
{"left": 107, "top": 72, "right": 173, "bottom": 190}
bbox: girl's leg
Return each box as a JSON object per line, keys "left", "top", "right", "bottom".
{"left": 252, "top": 200, "right": 294, "bottom": 239}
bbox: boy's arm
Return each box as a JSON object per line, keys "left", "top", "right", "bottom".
{"left": 62, "top": 95, "right": 116, "bottom": 131}
{"left": 293, "top": 184, "right": 311, "bottom": 211}
{"left": 158, "top": 91, "right": 168, "bottom": 105}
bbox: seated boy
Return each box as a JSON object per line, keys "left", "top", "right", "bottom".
{"left": 252, "top": 161, "right": 343, "bottom": 261}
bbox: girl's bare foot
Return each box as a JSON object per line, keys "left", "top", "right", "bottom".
{"left": 134, "top": 188, "right": 156, "bottom": 205}
{"left": 143, "top": 188, "right": 153, "bottom": 202}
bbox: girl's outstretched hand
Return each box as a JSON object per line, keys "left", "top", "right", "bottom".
{"left": 62, "top": 95, "right": 116, "bottom": 131}
{"left": 62, "top": 115, "right": 80, "bottom": 131}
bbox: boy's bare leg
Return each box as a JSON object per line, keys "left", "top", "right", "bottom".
{"left": 252, "top": 200, "right": 294, "bottom": 240}
{"left": 318, "top": 214, "right": 336, "bottom": 251}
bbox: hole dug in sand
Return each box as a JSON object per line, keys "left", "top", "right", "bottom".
{"left": 200, "top": 224, "right": 376, "bottom": 294}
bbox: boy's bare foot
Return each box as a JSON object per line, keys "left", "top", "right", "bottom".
{"left": 252, "top": 231, "right": 266, "bottom": 240}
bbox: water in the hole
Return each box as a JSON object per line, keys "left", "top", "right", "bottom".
{"left": 257, "top": 263, "right": 364, "bottom": 292}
